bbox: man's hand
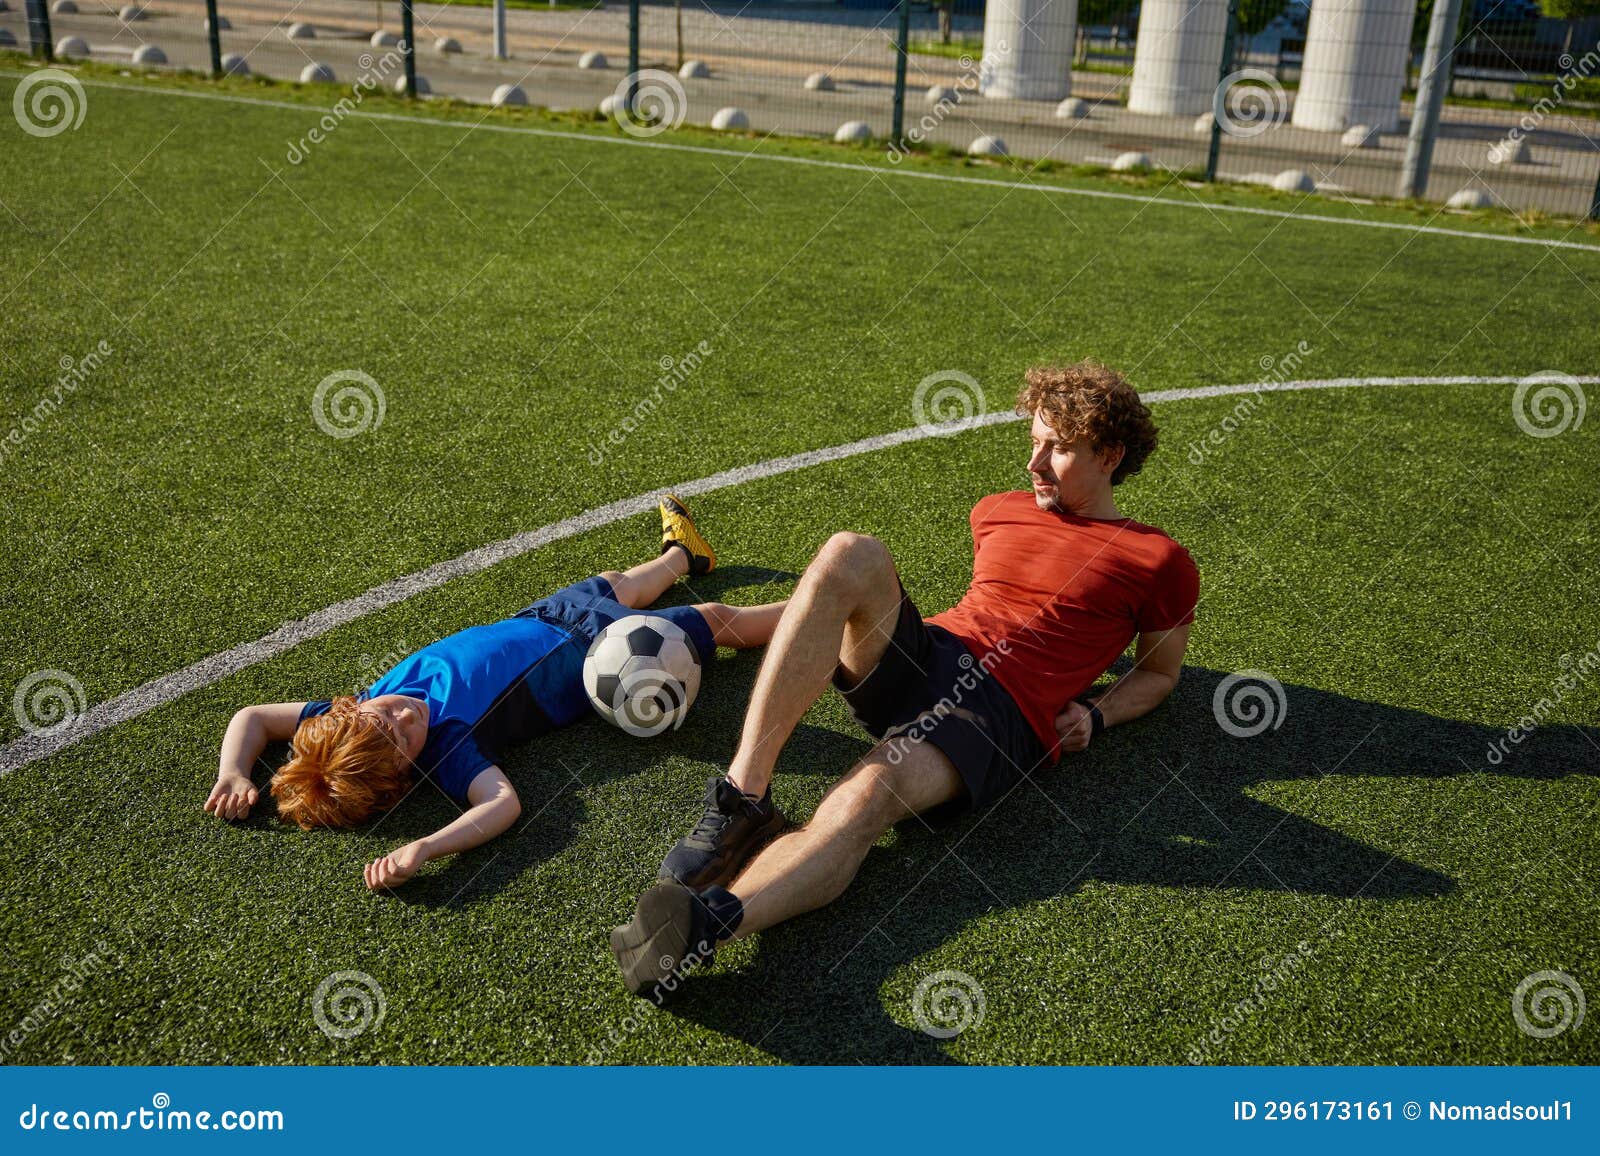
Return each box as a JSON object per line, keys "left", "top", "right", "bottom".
{"left": 364, "top": 841, "right": 429, "bottom": 891}
{"left": 1054, "top": 701, "right": 1095, "bottom": 753}
{"left": 204, "top": 773, "right": 259, "bottom": 821}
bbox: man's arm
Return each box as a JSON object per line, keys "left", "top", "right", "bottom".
{"left": 205, "top": 701, "right": 308, "bottom": 820}
{"left": 1056, "top": 623, "right": 1191, "bottom": 753}
{"left": 363, "top": 766, "right": 521, "bottom": 891}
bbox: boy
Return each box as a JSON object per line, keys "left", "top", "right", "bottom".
{"left": 204, "top": 496, "right": 786, "bottom": 891}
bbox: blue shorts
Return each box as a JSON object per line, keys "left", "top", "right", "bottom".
{"left": 515, "top": 575, "right": 716, "bottom": 664}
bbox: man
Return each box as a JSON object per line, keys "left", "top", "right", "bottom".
{"left": 611, "top": 362, "right": 1200, "bottom": 999}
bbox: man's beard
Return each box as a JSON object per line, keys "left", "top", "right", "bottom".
{"left": 1027, "top": 471, "right": 1063, "bottom": 513}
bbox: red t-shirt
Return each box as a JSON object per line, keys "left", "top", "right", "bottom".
{"left": 928, "top": 491, "right": 1199, "bottom": 760}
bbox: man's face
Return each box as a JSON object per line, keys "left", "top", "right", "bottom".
{"left": 1026, "top": 411, "right": 1117, "bottom": 514}
{"left": 359, "top": 694, "right": 429, "bottom": 762}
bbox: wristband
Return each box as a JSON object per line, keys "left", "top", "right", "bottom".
{"left": 1076, "top": 698, "right": 1104, "bottom": 739}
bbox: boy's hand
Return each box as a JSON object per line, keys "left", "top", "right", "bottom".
{"left": 205, "top": 773, "right": 259, "bottom": 820}
{"left": 364, "top": 841, "right": 428, "bottom": 891}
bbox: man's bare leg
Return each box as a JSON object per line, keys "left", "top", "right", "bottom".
{"left": 612, "top": 533, "right": 917, "bottom": 997}
{"left": 725, "top": 532, "right": 905, "bottom": 796}
{"left": 609, "top": 736, "right": 965, "bottom": 998}
{"left": 729, "top": 739, "right": 964, "bottom": 936}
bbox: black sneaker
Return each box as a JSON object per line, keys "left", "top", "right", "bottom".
{"left": 657, "top": 775, "right": 786, "bottom": 890}
{"left": 610, "top": 882, "right": 741, "bottom": 1002}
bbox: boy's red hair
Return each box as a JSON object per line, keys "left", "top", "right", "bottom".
{"left": 270, "top": 696, "right": 412, "bottom": 829}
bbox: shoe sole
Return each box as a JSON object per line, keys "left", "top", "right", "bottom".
{"left": 610, "top": 884, "right": 698, "bottom": 1000}
{"left": 656, "top": 805, "right": 789, "bottom": 891}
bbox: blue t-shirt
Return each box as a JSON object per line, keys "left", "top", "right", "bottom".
{"left": 299, "top": 616, "right": 588, "bottom": 803}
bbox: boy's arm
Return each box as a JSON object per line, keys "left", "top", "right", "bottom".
{"left": 364, "top": 766, "right": 521, "bottom": 891}
{"left": 206, "top": 701, "right": 309, "bottom": 820}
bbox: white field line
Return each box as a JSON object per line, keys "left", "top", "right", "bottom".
{"left": 4, "top": 374, "right": 1596, "bottom": 775}
{"left": 5, "top": 70, "right": 1600, "bottom": 254}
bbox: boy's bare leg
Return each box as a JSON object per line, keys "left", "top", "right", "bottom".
{"left": 602, "top": 551, "right": 687, "bottom": 609}
{"left": 729, "top": 739, "right": 964, "bottom": 936}
{"left": 693, "top": 601, "right": 788, "bottom": 649}
{"left": 725, "top": 532, "right": 904, "bottom": 797}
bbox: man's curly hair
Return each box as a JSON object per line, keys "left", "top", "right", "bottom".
{"left": 1016, "top": 361, "right": 1158, "bottom": 485}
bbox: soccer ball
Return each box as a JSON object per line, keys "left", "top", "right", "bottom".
{"left": 583, "top": 615, "right": 702, "bottom": 737}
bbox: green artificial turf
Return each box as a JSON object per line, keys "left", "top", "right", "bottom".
{"left": 0, "top": 62, "right": 1597, "bottom": 1065}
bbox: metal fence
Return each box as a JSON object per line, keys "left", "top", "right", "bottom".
{"left": 7, "top": 0, "right": 1599, "bottom": 219}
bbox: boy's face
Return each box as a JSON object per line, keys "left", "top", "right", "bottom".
{"left": 359, "top": 695, "right": 429, "bottom": 762}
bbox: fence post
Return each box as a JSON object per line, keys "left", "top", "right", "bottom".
{"left": 892, "top": 0, "right": 910, "bottom": 145}
{"left": 1204, "top": 0, "right": 1240, "bottom": 183}
{"left": 401, "top": 0, "right": 417, "bottom": 96}
{"left": 25, "top": 0, "right": 52, "bottom": 61}
{"left": 627, "top": 0, "right": 640, "bottom": 113}
{"left": 203, "top": 0, "right": 222, "bottom": 75}
{"left": 493, "top": 0, "right": 506, "bottom": 60}
{"left": 1398, "top": 0, "right": 1463, "bottom": 201}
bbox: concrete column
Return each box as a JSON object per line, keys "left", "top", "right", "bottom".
{"left": 1128, "top": 0, "right": 1232, "bottom": 117}
{"left": 980, "top": 0, "right": 1079, "bottom": 102}
{"left": 1291, "top": 0, "right": 1418, "bottom": 133}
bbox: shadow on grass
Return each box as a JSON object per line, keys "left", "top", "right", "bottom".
{"left": 655, "top": 564, "right": 800, "bottom": 607}
{"left": 658, "top": 665, "right": 1599, "bottom": 1064}
{"left": 380, "top": 716, "right": 862, "bottom": 910}
{"left": 249, "top": 627, "right": 1596, "bottom": 1062}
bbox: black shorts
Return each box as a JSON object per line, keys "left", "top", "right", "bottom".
{"left": 832, "top": 592, "right": 1048, "bottom": 826}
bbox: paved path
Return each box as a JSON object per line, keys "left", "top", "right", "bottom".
{"left": 8, "top": 2, "right": 1597, "bottom": 215}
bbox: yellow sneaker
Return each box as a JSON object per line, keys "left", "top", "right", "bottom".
{"left": 659, "top": 493, "right": 716, "bottom": 576}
